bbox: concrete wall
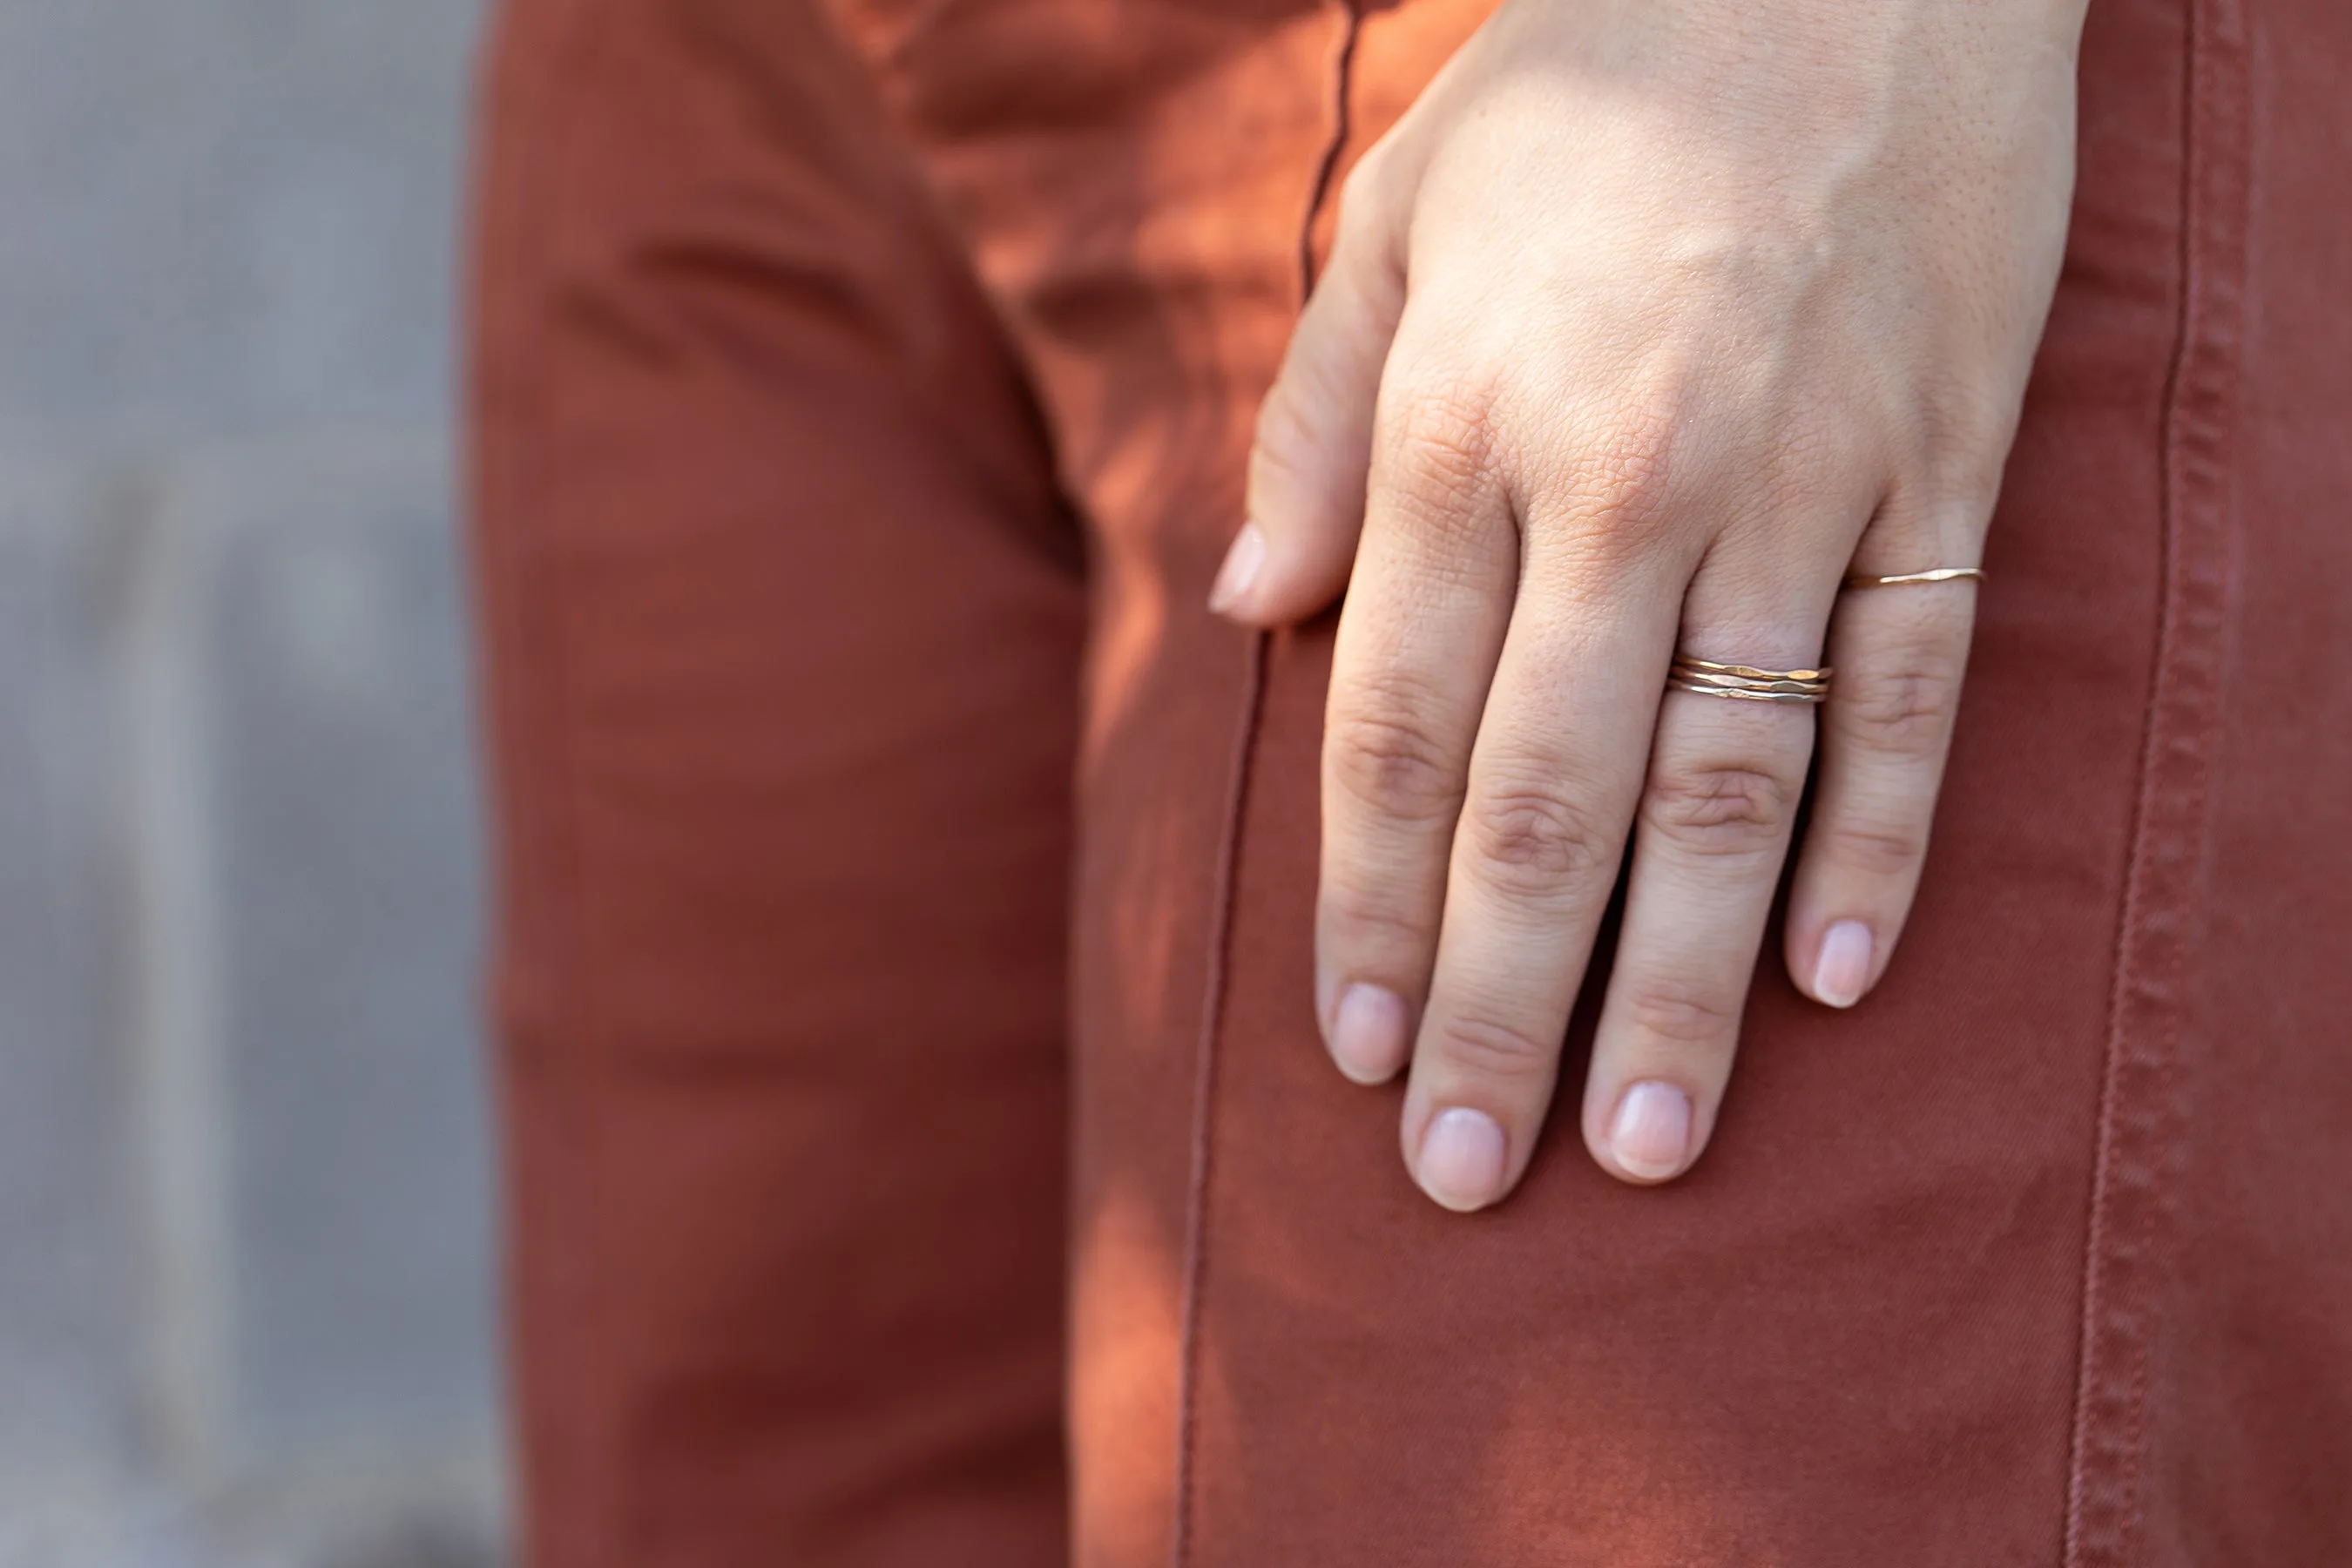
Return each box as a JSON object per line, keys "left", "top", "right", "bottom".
{"left": 0, "top": 3, "right": 504, "bottom": 1563}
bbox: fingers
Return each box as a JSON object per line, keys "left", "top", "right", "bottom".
{"left": 1393, "top": 521, "right": 1691, "bottom": 1211}
{"left": 1784, "top": 531, "right": 1980, "bottom": 1009}
{"left": 1214, "top": 171, "right": 1409, "bottom": 625}
{"left": 1578, "top": 548, "right": 1836, "bottom": 1185}
{"left": 1310, "top": 349, "right": 1975, "bottom": 1206}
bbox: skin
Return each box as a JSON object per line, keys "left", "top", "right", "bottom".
{"left": 1209, "top": 0, "right": 2090, "bottom": 1208}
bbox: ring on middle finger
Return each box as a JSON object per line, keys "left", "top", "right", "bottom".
{"left": 1667, "top": 653, "right": 1831, "bottom": 705}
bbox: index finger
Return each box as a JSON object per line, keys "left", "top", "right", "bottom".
{"left": 1315, "top": 377, "right": 1521, "bottom": 1086}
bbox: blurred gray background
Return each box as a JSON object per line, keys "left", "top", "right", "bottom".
{"left": 0, "top": 2, "right": 504, "bottom": 1564}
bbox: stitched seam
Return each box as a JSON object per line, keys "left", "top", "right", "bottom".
{"left": 1166, "top": 632, "right": 1267, "bottom": 1568}
{"left": 2059, "top": 30, "right": 2193, "bottom": 1568}
{"left": 469, "top": 2, "right": 625, "bottom": 1564}
{"left": 2062, "top": 104, "right": 2194, "bottom": 1559}
{"left": 2059, "top": 0, "right": 2247, "bottom": 1561}
{"left": 1166, "top": 7, "right": 1362, "bottom": 1564}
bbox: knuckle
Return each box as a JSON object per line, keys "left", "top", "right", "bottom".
{"left": 1579, "top": 407, "right": 1680, "bottom": 514}
{"left": 1821, "top": 817, "right": 1929, "bottom": 879}
{"left": 1249, "top": 387, "right": 1317, "bottom": 485}
{"left": 1463, "top": 774, "right": 1615, "bottom": 892}
{"left": 1543, "top": 400, "right": 1686, "bottom": 562}
{"left": 1643, "top": 762, "right": 1796, "bottom": 860}
{"left": 1433, "top": 1011, "right": 1559, "bottom": 1082}
{"left": 1326, "top": 701, "right": 1463, "bottom": 826}
{"left": 1380, "top": 375, "right": 1502, "bottom": 520}
{"left": 1621, "top": 982, "right": 1742, "bottom": 1051}
{"left": 1318, "top": 868, "right": 1438, "bottom": 951}
{"left": 1910, "top": 383, "right": 2020, "bottom": 497}
{"left": 1838, "top": 651, "right": 1964, "bottom": 759}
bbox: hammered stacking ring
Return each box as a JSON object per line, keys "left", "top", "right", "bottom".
{"left": 1842, "top": 566, "right": 1986, "bottom": 590}
{"left": 1667, "top": 654, "right": 1831, "bottom": 705}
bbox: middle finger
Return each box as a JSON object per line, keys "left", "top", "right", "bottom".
{"left": 1399, "top": 520, "right": 1689, "bottom": 1210}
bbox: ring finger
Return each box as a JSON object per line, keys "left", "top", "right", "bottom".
{"left": 1578, "top": 546, "right": 1842, "bottom": 1183}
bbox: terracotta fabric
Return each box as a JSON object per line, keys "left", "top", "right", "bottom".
{"left": 464, "top": 0, "right": 2352, "bottom": 1563}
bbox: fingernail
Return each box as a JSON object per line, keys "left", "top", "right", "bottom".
{"left": 1207, "top": 523, "right": 1266, "bottom": 616}
{"left": 1329, "top": 983, "right": 1410, "bottom": 1084}
{"left": 1813, "top": 920, "right": 1875, "bottom": 1008}
{"left": 1416, "top": 1107, "right": 1508, "bottom": 1212}
{"left": 1607, "top": 1081, "right": 1693, "bottom": 1181}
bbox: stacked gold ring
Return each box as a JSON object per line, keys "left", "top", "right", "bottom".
{"left": 1668, "top": 654, "right": 1831, "bottom": 705}
{"left": 1843, "top": 565, "right": 1985, "bottom": 590}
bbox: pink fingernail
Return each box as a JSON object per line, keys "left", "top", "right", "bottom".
{"left": 1813, "top": 920, "right": 1875, "bottom": 1008}
{"left": 1329, "top": 983, "right": 1410, "bottom": 1085}
{"left": 1207, "top": 523, "right": 1266, "bottom": 616}
{"left": 1416, "top": 1107, "right": 1508, "bottom": 1212}
{"left": 1607, "top": 1081, "right": 1693, "bottom": 1181}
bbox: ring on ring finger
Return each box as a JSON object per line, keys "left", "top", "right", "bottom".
{"left": 1667, "top": 653, "right": 1832, "bottom": 705}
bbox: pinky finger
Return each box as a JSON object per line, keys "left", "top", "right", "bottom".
{"left": 1784, "top": 572, "right": 1978, "bottom": 1009}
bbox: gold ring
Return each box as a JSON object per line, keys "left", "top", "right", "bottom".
{"left": 1673, "top": 655, "right": 1831, "bottom": 683}
{"left": 1666, "top": 679, "right": 1825, "bottom": 705}
{"left": 1842, "top": 566, "right": 1985, "bottom": 590}
{"left": 1667, "top": 653, "right": 1830, "bottom": 706}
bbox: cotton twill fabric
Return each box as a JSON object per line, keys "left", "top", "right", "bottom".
{"left": 464, "top": 0, "right": 2352, "bottom": 1564}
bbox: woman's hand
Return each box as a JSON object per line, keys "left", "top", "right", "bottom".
{"left": 1211, "top": 0, "right": 2086, "bottom": 1207}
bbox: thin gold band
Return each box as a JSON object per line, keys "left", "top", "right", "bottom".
{"left": 1673, "top": 655, "right": 1831, "bottom": 684}
{"left": 1842, "top": 566, "right": 1986, "bottom": 590}
{"left": 1666, "top": 679, "right": 1826, "bottom": 706}
{"left": 1667, "top": 654, "right": 1830, "bottom": 706}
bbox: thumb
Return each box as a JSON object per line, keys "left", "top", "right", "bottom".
{"left": 1213, "top": 188, "right": 1407, "bottom": 625}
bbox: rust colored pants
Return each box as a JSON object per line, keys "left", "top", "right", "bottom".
{"left": 467, "top": 0, "right": 2352, "bottom": 1561}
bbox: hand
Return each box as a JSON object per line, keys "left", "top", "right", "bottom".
{"left": 1211, "top": 0, "right": 2085, "bottom": 1206}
